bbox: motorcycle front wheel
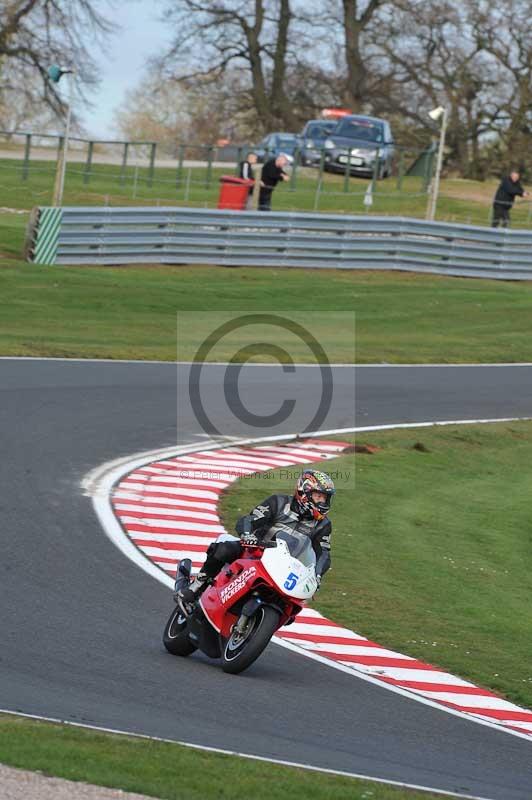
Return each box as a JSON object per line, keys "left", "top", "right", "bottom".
{"left": 221, "top": 606, "right": 280, "bottom": 674}
{"left": 163, "top": 606, "right": 197, "bottom": 656}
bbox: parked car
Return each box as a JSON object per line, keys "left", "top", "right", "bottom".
{"left": 254, "top": 132, "right": 299, "bottom": 163}
{"left": 299, "top": 120, "right": 337, "bottom": 166}
{"left": 322, "top": 115, "right": 395, "bottom": 178}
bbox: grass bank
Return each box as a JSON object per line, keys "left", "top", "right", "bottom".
{"left": 3, "top": 212, "right": 532, "bottom": 362}
{"left": 220, "top": 421, "right": 532, "bottom": 710}
{"left": 0, "top": 714, "right": 447, "bottom": 800}
{"left": 1, "top": 155, "right": 530, "bottom": 226}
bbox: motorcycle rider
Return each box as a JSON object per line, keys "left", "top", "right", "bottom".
{"left": 176, "top": 469, "right": 335, "bottom": 613}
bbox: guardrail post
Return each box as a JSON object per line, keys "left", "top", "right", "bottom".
{"left": 343, "top": 151, "right": 351, "bottom": 193}
{"left": 317, "top": 148, "right": 325, "bottom": 187}
{"left": 132, "top": 164, "right": 139, "bottom": 199}
{"left": 176, "top": 144, "right": 185, "bottom": 189}
{"left": 184, "top": 167, "right": 192, "bottom": 202}
{"left": 120, "top": 142, "right": 129, "bottom": 186}
{"left": 22, "top": 133, "right": 32, "bottom": 181}
{"left": 313, "top": 178, "right": 322, "bottom": 211}
{"left": 148, "top": 143, "right": 156, "bottom": 187}
{"left": 205, "top": 145, "right": 214, "bottom": 188}
{"left": 397, "top": 149, "right": 404, "bottom": 191}
{"left": 83, "top": 140, "right": 94, "bottom": 185}
{"left": 372, "top": 150, "right": 381, "bottom": 185}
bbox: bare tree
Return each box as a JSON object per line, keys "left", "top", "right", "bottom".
{"left": 341, "top": 0, "right": 387, "bottom": 111}
{"left": 155, "top": 0, "right": 313, "bottom": 133}
{"left": 473, "top": 0, "right": 532, "bottom": 174}
{"left": 367, "top": 0, "right": 513, "bottom": 177}
{"left": 0, "top": 67, "right": 57, "bottom": 131}
{"left": 294, "top": 1, "right": 400, "bottom": 117}
{"left": 0, "top": 0, "right": 113, "bottom": 124}
{"left": 115, "top": 70, "right": 257, "bottom": 150}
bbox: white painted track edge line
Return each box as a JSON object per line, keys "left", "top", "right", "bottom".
{"left": 84, "top": 419, "right": 532, "bottom": 747}
{"left": 4, "top": 355, "right": 532, "bottom": 367}
{"left": 0, "top": 708, "right": 496, "bottom": 800}
{"left": 300, "top": 417, "right": 532, "bottom": 437}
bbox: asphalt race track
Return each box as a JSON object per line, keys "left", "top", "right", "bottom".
{"left": 1, "top": 358, "right": 532, "bottom": 799}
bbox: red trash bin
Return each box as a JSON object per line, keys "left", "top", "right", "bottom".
{"left": 217, "top": 175, "right": 254, "bottom": 210}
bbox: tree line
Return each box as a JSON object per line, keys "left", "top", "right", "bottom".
{"left": 1, "top": 0, "right": 531, "bottom": 178}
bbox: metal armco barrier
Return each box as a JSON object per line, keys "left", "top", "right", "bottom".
{"left": 28, "top": 206, "right": 532, "bottom": 280}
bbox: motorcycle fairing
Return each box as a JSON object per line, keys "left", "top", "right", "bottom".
{"left": 261, "top": 539, "right": 318, "bottom": 600}
{"left": 200, "top": 559, "right": 261, "bottom": 637}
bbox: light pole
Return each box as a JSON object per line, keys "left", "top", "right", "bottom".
{"left": 48, "top": 64, "right": 75, "bottom": 207}
{"left": 426, "top": 105, "right": 448, "bottom": 222}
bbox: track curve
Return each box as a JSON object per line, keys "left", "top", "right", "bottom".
{"left": 1, "top": 358, "right": 532, "bottom": 799}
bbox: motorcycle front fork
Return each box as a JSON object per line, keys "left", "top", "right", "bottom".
{"left": 233, "top": 595, "right": 264, "bottom": 633}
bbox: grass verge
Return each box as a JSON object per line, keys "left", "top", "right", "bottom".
{"left": 0, "top": 714, "right": 447, "bottom": 800}
{"left": 220, "top": 422, "right": 532, "bottom": 710}
{"left": 1, "top": 156, "right": 530, "bottom": 226}
{"left": 0, "top": 159, "right": 532, "bottom": 228}
{"left": 3, "top": 212, "right": 532, "bottom": 362}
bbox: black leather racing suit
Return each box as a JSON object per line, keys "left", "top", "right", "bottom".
{"left": 198, "top": 494, "right": 332, "bottom": 582}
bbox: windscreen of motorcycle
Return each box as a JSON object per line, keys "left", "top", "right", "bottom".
{"left": 275, "top": 530, "right": 316, "bottom": 567}
{"left": 261, "top": 532, "right": 317, "bottom": 600}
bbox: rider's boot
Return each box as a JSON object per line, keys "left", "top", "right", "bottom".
{"left": 176, "top": 570, "right": 210, "bottom": 614}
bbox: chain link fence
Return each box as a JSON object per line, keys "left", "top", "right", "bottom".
{"left": 1, "top": 129, "right": 531, "bottom": 228}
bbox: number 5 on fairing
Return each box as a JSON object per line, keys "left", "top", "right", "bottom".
{"left": 284, "top": 572, "right": 298, "bottom": 591}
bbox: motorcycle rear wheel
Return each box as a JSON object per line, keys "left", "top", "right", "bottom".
{"left": 163, "top": 606, "right": 197, "bottom": 656}
{"left": 221, "top": 606, "right": 280, "bottom": 674}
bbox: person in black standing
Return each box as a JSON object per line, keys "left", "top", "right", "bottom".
{"left": 239, "top": 151, "right": 258, "bottom": 210}
{"left": 492, "top": 170, "right": 529, "bottom": 228}
{"left": 259, "top": 154, "right": 289, "bottom": 211}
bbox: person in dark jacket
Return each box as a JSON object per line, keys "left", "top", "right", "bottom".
{"left": 238, "top": 151, "right": 258, "bottom": 210}
{"left": 492, "top": 170, "right": 529, "bottom": 228}
{"left": 259, "top": 154, "right": 289, "bottom": 211}
{"left": 176, "top": 469, "right": 335, "bottom": 612}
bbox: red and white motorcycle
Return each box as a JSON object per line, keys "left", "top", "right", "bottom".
{"left": 163, "top": 530, "right": 318, "bottom": 674}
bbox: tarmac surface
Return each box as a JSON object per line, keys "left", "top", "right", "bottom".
{"left": 1, "top": 358, "right": 532, "bottom": 799}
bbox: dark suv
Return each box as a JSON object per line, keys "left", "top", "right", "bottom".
{"left": 322, "top": 115, "right": 395, "bottom": 178}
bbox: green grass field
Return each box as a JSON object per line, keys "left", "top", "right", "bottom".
{"left": 220, "top": 422, "right": 532, "bottom": 710}
{"left": 3, "top": 210, "right": 532, "bottom": 362}
{"left": 0, "top": 715, "right": 449, "bottom": 800}
{"left": 1, "top": 154, "right": 531, "bottom": 226}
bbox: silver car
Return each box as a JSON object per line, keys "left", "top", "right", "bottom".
{"left": 322, "top": 115, "right": 395, "bottom": 179}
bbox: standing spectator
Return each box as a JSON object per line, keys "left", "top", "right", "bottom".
{"left": 239, "top": 151, "right": 258, "bottom": 210}
{"left": 492, "top": 170, "right": 529, "bottom": 228}
{"left": 259, "top": 154, "right": 289, "bottom": 211}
